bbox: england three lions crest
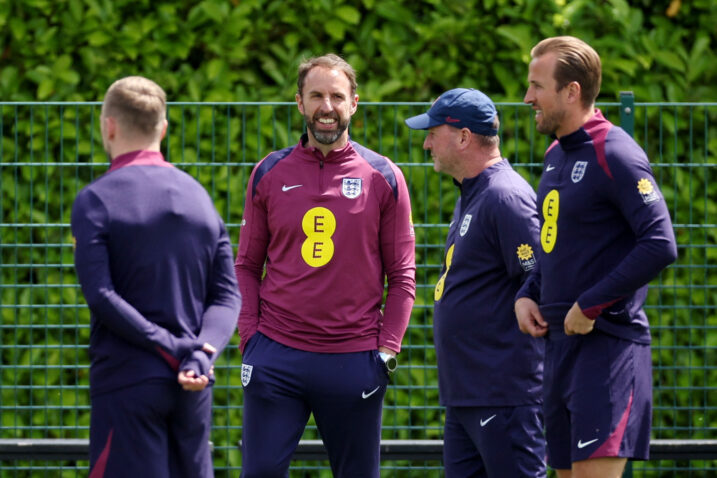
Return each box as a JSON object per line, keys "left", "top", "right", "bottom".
{"left": 241, "top": 363, "right": 253, "bottom": 387}
{"left": 571, "top": 161, "right": 588, "bottom": 183}
{"left": 459, "top": 214, "right": 472, "bottom": 237}
{"left": 342, "top": 178, "right": 362, "bottom": 199}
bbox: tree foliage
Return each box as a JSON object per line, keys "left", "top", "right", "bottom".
{"left": 0, "top": 0, "right": 715, "bottom": 102}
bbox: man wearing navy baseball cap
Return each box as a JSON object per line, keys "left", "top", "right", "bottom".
{"left": 405, "top": 88, "right": 499, "bottom": 137}
{"left": 406, "top": 88, "right": 546, "bottom": 477}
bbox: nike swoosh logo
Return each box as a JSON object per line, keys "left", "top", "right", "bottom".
{"left": 362, "top": 386, "right": 381, "bottom": 399}
{"left": 577, "top": 438, "right": 599, "bottom": 449}
{"left": 545, "top": 165, "right": 555, "bottom": 171}
{"left": 480, "top": 414, "right": 497, "bottom": 427}
{"left": 282, "top": 184, "right": 303, "bottom": 192}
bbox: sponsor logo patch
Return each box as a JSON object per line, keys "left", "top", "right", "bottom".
{"left": 459, "top": 214, "right": 472, "bottom": 237}
{"left": 241, "top": 363, "right": 253, "bottom": 387}
{"left": 637, "top": 178, "right": 659, "bottom": 204}
{"left": 571, "top": 161, "right": 588, "bottom": 183}
{"left": 341, "top": 178, "right": 362, "bottom": 199}
{"left": 516, "top": 243, "right": 537, "bottom": 271}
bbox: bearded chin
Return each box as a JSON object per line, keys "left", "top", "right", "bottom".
{"left": 537, "top": 109, "right": 565, "bottom": 136}
{"left": 307, "top": 118, "right": 350, "bottom": 145}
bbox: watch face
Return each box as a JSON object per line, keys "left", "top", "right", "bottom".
{"left": 385, "top": 356, "right": 398, "bottom": 372}
{"left": 379, "top": 352, "right": 398, "bottom": 372}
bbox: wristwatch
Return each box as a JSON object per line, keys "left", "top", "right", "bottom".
{"left": 379, "top": 352, "right": 398, "bottom": 373}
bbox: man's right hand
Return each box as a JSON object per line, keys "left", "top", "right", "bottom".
{"left": 515, "top": 297, "right": 548, "bottom": 337}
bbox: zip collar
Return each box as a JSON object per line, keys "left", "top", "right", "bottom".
{"left": 298, "top": 133, "right": 354, "bottom": 163}
{"left": 108, "top": 150, "right": 172, "bottom": 172}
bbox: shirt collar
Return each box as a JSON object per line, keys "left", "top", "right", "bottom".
{"left": 298, "top": 133, "right": 354, "bottom": 162}
{"left": 457, "top": 158, "right": 509, "bottom": 191}
{"left": 556, "top": 109, "right": 607, "bottom": 149}
{"left": 109, "top": 150, "right": 171, "bottom": 172}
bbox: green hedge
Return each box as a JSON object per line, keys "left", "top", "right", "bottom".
{"left": 1, "top": 0, "right": 716, "bottom": 102}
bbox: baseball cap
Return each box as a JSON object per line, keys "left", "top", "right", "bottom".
{"left": 405, "top": 88, "right": 498, "bottom": 136}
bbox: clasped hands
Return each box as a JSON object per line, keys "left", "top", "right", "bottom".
{"left": 177, "top": 342, "right": 216, "bottom": 391}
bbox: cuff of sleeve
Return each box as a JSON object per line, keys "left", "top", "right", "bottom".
{"left": 580, "top": 301, "right": 601, "bottom": 320}
{"left": 378, "top": 339, "right": 400, "bottom": 354}
{"left": 179, "top": 350, "right": 213, "bottom": 379}
{"left": 580, "top": 296, "right": 623, "bottom": 320}
{"left": 514, "top": 287, "right": 539, "bottom": 304}
{"left": 239, "top": 329, "right": 257, "bottom": 354}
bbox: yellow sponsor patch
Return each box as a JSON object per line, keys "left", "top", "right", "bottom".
{"left": 434, "top": 244, "right": 454, "bottom": 302}
{"left": 516, "top": 243, "right": 537, "bottom": 271}
{"left": 637, "top": 178, "right": 659, "bottom": 204}
{"left": 301, "top": 207, "right": 336, "bottom": 267}
{"left": 540, "top": 189, "right": 559, "bottom": 253}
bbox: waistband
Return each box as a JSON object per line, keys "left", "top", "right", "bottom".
{"left": 539, "top": 302, "right": 572, "bottom": 341}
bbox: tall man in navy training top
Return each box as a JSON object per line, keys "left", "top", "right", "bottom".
{"left": 406, "top": 88, "right": 546, "bottom": 477}
{"left": 515, "top": 36, "right": 677, "bottom": 478}
{"left": 234, "top": 54, "right": 416, "bottom": 477}
{"left": 72, "top": 76, "right": 241, "bottom": 478}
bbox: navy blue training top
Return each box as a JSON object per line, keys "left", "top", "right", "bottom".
{"left": 433, "top": 159, "right": 544, "bottom": 407}
{"left": 71, "top": 150, "right": 241, "bottom": 395}
{"left": 517, "top": 110, "right": 677, "bottom": 343}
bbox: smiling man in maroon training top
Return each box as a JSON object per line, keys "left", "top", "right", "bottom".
{"left": 235, "top": 54, "right": 416, "bottom": 477}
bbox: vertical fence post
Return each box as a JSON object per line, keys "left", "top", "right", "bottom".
{"left": 620, "top": 91, "right": 635, "bottom": 138}
{"left": 620, "top": 90, "right": 636, "bottom": 478}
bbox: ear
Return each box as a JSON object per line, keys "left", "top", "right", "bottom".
{"left": 103, "top": 116, "right": 117, "bottom": 140}
{"left": 565, "top": 81, "right": 582, "bottom": 104}
{"left": 457, "top": 128, "right": 472, "bottom": 149}
{"left": 160, "top": 119, "right": 168, "bottom": 140}
{"left": 296, "top": 92, "right": 304, "bottom": 115}
{"left": 349, "top": 94, "right": 359, "bottom": 115}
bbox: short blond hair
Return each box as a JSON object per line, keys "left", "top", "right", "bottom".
{"left": 102, "top": 76, "right": 166, "bottom": 138}
{"left": 531, "top": 36, "right": 602, "bottom": 109}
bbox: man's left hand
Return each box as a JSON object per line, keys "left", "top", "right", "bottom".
{"left": 564, "top": 302, "right": 594, "bottom": 335}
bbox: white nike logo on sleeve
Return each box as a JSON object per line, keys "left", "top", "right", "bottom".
{"left": 545, "top": 164, "right": 556, "bottom": 172}
{"left": 282, "top": 184, "right": 303, "bottom": 191}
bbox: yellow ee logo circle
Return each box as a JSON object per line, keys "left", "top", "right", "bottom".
{"left": 301, "top": 207, "right": 336, "bottom": 267}
{"left": 434, "top": 244, "right": 455, "bottom": 301}
{"left": 540, "top": 189, "right": 559, "bottom": 253}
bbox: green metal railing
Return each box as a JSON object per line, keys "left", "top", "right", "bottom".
{"left": 1, "top": 98, "right": 715, "bottom": 477}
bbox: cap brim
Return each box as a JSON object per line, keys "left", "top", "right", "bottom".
{"left": 404, "top": 113, "right": 442, "bottom": 130}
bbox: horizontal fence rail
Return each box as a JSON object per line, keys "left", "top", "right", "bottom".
{"left": 2, "top": 438, "right": 716, "bottom": 462}
{"left": 1, "top": 99, "right": 715, "bottom": 476}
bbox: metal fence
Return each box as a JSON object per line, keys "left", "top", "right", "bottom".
{"left": 0, "top": 97, "right": 715, "bottom": 477}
